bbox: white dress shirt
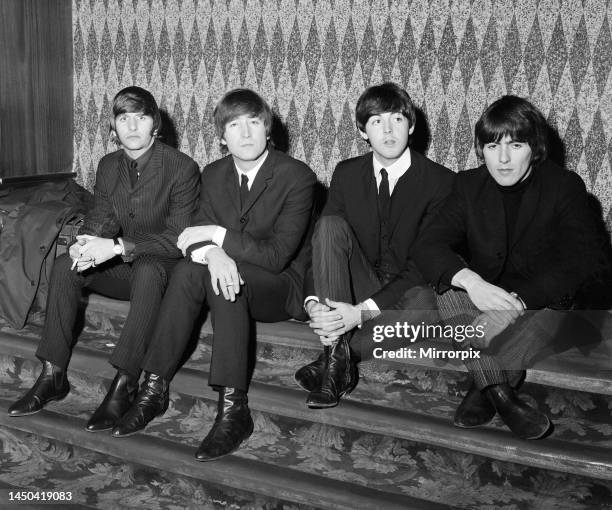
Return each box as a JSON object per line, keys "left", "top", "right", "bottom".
{"left": 191, "top": 151, "right": 269, "bottom": 263}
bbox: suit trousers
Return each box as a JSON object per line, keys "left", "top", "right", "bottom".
{"left": 435, "top": 289, "right": 572, "bottom": 390}
{"left": 312, "top": 215, "right": 439, "bottom": 359}
{"left": 36, "top": 253, "right": 176, "bottom": 377}
{"left": 141, "top": 259, "right": 291, "bottom": 391}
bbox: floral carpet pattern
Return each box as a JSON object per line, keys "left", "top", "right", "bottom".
{"left": 1, "top": 314, "right": 611, "bottom": 509}
{"left": 1, "top": 352, "right": 611, "bottom": 510}
{"left": 0, "top": 427, "right": 311, "bottom": 510}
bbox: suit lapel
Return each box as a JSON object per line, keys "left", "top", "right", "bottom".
{"left": 116, "top": 153, "right": 132, "bottom": 195}
{"left": 358, "top": 153, "right": 380, "bottom": 237}
{"left": 223, "top": 158, "right": 241, "bottom": 216}
{"left": 241, "top": 151, "right": 275, "bottom": 214}
{"left": 388, "top": 149, "right": 421, "bottom": 237}
{"left": 132, "top": 141, "right": 161, "bottom": 193}
{"left": 480, "top": 173, "right": 507, "bottom": 249}
{"left": 511, "top": 170, "right": 541, "bottom": 247}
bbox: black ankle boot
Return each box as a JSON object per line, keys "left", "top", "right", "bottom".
{"left": 8, "top": 360, "right": 69, "bottom": 416}
{"left": 195, "top": 387, "right": 254, "bottom": 462}
{"left": 453, "top": 382, "right": 496, "bottom": 428}
{"left": 111, "top": 372, "right": 169, "bottom": 437}
{"left": 86, "top": 370, "right": 139, "bottom": 432}
{"left": 485, "top": 383, "right": 551, "bottom": 440}
{"left": 294, "top": 347, "right": 329, "bottom": 392}
{"left": 305, "top": 336, "right": 358, "bottom": 409}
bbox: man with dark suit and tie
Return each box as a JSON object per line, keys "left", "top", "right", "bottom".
{"left": 8, "top": 87, "right": 200, "bottom": 432}
{"left": 112, "top": 89, "right": 317, "bottom": 461}
{"left": 295, "top": 82, "right": 455, "bottom": 409}
{"left": 412, "top": 95, "right": 605, "bottom": 439}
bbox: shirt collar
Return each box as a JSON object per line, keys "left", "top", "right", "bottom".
{"left": 372, "top": 147, "right": 412, "bottom": 180}
{"left": 125, "top": 140, "right": 155, "bottom": 171}
{"left": 235, "top": 150, "right": 269, "bottom": 185}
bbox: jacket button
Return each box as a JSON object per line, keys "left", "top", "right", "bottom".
{"left": 30, "top": 280, "right": 36, "bottom": 286}
{"left": 129, "top": 212, "right": 135, "bottom": 218}
{"left": 240, "top": 217, "right": 246, "bottom": 223}
{"left": 496, "top": 252, "right": 503, "bottom": 259}
{"left": 39, "top": 245, "right": 46, "bottom": 252}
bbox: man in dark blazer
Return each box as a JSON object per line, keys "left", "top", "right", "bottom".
{"left": 412, "top": 95, "right": 605, "bottom": 439}
{"left": 112, "top": 89, "right": 317, "bottom": 461}
{"left": 295, "top": 83, "right": 455, "bottom": 408}
{"left": 8, "top": 87, "right": 200, "bottom": 434}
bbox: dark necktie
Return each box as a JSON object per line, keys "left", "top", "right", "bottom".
{"left": 378, "top": 168, "right": 390, "bottom": 222}
{"left": 240, "top": 174, "right": 249, "bottom": 209}
{"left": 128, "top": 160, "right": 139, "bottom": 188}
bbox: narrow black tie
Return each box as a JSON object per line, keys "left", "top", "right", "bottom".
{"left": 240, "top": 174, "right": 249, "bottom": 209}
{"left": 378, "top": 168, "right": 390, "bottom": 222}
{"left": 128, "top": 160, "right": 139, "bottom": 188}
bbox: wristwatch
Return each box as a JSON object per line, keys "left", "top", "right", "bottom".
{"left": 112, "top": 237, "right": 123, "bottom": 255}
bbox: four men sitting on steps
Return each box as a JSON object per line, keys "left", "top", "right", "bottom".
{"left": 7, "top": 84, "right": 607, "bottom": 458}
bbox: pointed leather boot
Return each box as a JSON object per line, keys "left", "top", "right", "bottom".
{"left": 195, "top": 387, "right": 254, "bottom": 462}
{"left": 111, "top": 372, "right": 169, "bottom": 437}
{"left": 294, "top": 347, "right": 329, "bottom": 392}
{"left": 453, "top": 383, "right": 496, "bottom": 428}
{"left": 8, "top": 361, "right": 69, "bottom": 416}
{"left": 306, "top": 336, "right": 358, "bottom": 409}
{"left": 485, "top": 383, "right": 551, "bottom": 440}
{"left": 86, "top": 370, "right": 139, "bottom": 432}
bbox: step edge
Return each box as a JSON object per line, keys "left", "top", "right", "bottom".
{"left": 2, "top": 333, "right": 611, "bottom": 482}
{"left": 0, "top": 401, "right": 451, "bottom": 510}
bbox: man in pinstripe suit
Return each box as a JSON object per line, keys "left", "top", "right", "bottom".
{"left": 8, "top": 87, "right": 200, "bottom": 433}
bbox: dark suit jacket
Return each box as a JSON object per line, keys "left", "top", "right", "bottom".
{"left": 311, "top": 149, "right": 455, "bottom": 309}
{"left": 81, "top": 141, "right": 200, "bottom": 259}
{"left": 412, "top": 160, "right": 603, "bottom": 309}
{"left": 189, "top": 148, "right": 317, "bottom": 319}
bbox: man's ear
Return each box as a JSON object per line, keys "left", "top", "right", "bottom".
{"left": 408, "top": 124, "right": 415, "bottom": 136}
{"left": 220, "top": 137, "right": 227, "bottom": 146}
{"left": 359, "top": 129, "right": 369, "bottom": 141}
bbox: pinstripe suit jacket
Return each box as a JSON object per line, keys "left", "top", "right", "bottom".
{"left": 81, "top": 141, "right": 200, "bottom": 259}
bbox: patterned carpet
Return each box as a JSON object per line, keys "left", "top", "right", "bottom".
{"left": 1, "top": 317, "right": 611, "bottom": 509}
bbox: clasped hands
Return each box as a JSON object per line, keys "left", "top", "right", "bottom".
{"left": 458, "top": 270, "right": 526, "bottom": 349}
{"left": 69, "top": 234, "right": 116, "bottom": 272}
{"left": 306, "top": 298, "right": 364, "bottom": 346}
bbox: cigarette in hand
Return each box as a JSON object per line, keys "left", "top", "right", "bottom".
{"left": 71, "top": 258, "right": 78, "bottom": 271}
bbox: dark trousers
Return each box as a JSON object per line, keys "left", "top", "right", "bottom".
{"left": 142, "top": 259, "right": 291, "bottom": 391}
{"left": 311, "top": 216, "right": 438, "bottom": 357}
{"left": 36, "top": 253, "right": 176, "bottom": 377}
{"left": 436, "top": 289, "right": 569, "bottom": 390}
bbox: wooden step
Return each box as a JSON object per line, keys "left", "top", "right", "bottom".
{"left": 2, "top": 330, "right": 610, "bottom": 482}
{"left": 0, "top": 400, "right": 449, "bottom": 510}
{"left": 83, "top": 294, "right": 612, "bottom": 395}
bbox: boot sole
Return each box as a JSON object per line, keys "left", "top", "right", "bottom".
{"left": 194, "top": 421, "right": 255, "bottom": 462}
{"left": 453, "top": 414, "right": 496, "bottom": 428}
{"left": 111, "top": 407, "right": 168, "bottom": 438}
{"left": 8, "top": 390, "right": 70, "bottom": 417}
{"left": 306, "top": 384, "right": 357, "bottom": 409}
{"left": 85, "top": 423, "right": 115, "bottom": 433}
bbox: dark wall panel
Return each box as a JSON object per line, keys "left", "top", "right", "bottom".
{"left": 0, "top": 0, "right": 72, "bottom": 177}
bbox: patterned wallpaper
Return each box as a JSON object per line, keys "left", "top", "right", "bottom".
{"left": 73, "top": 0, "right": 612, "bottom": 225}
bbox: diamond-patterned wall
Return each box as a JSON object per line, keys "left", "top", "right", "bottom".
{"left": 73, "top": 0, "right": 612, "bottom": 226}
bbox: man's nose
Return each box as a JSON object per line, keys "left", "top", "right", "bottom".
{"left": 499, "top": 144, "right": 510, "bottom": 163}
